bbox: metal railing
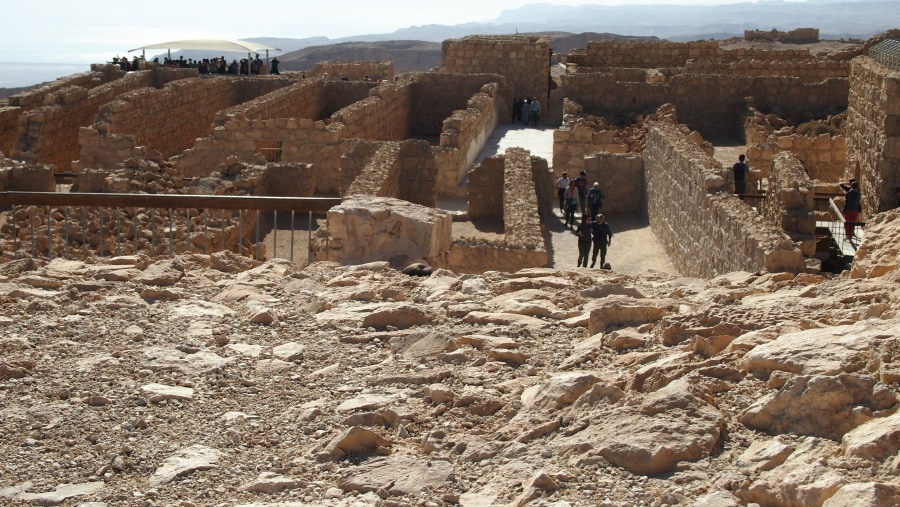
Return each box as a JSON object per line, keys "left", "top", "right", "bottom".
{"left": 870, "top": 39, "right": 900, "bottom": 71}
{"left": 0, "top": 192, "right": 341, "bottom": 264}
{"left": 815, "top": 196, "right": 865, "bottom": 255}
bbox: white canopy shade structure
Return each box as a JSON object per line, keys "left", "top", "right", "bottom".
{"left": 128, "top": 39, "right": 281, "bottom": 63}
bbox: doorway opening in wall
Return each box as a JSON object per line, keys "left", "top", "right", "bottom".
{"left": 256, "top": 140, "right": 283, "bottom": 162}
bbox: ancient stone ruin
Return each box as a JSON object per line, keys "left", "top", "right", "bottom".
{"left": 2, "top": 29, "right": 900, "bottom": 507}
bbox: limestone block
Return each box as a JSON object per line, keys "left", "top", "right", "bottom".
{"left": 324, "top": 195, "right": 451, "bottom": 267}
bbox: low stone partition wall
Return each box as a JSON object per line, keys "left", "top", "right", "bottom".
{"left": 450, "top": 148, "right": 549, "bottom": 273}
{"left": 553, "top": 115, "right": 631, "bottom": 174}
{"left": 582, "top": 153, "right": 645, "bottom": 215}
{"left": 846, "top": 56, "right": 900, "bottom": 215}
{"left": 684, "top": 59, "right": 849, "bottom": 80}
{"left": 467, "top": 156, "right": 504, "bottom": 220}
{"left": 561, "top": 73, "right": 848, "bottom": 138}
{"left": 174, "top": 117, "right": 347, "bottom": 192}
{"left": 0, "top": 108, "right": 19, "bottom": 158}
{"left": 645, "top": 122, "right": 804, "bottom": 277}
{"left": 762, "top": 152, "right": 817, "bottom": 258}
{"left": 312, "top": 61, "right": 394, "bottom": 82}
{"left": 438, "top": 81, "right": 504, "bottom": 194}
{"left": 344, "top": 140, "right": 438, "bottom": 207}
{"left": 0, "top": 164, "right": 56, "bottom": 192}
{"left": 332, "top": 81, "right": 413, "bottom": 141}
{"left": 569, "top": 40, "right": 817, "bottom": 69}
{"left": 319, "top": 195, "right": 451, "bottom": 268}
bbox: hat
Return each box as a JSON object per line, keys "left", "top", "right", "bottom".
{"left": 593, "top": 182, "right": 599, "bottom": 187}
{"left": 596, "top": 214, "right": 604, "bottom": 219}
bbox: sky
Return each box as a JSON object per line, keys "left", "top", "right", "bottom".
{"left": 3, "top": 0, "right": 760, "bottom": 64}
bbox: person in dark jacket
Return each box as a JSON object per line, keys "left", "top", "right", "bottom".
{"left": 840, "top": 179, "right": 861, "bottom": 239}
{"left": 590, "top": 214, "right": 613, "bottom": 268}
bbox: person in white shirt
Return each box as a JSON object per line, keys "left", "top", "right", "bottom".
{"left": 556, "top": 172, "right": 570, "bottom": 212}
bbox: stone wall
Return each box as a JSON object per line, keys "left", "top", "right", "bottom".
{"left": 441, "top": 35, "right": 550, "bottom": 122}
{"left": 450, "top": 148, "right": 549, "bottom": 273}
{"left": 320, "top": 195, "right": 451, "bottom": 268}
{"left": 0, "top": 164, "right": 56, "bottom": 192}
{"left": 744, "top": 28, "right": 820, "bottom": 43}
{"left": 560, "top": 73, "right": 848, "bottom": 138}
{"left": 645, "top": 121, "right": 804, "bottom": 277}
{"left": 568, "top": 40, "right": 817, "bottom": 68}
{"left": 217, "top": 80, "right": 373, "bottom": 124}
{"left": 683, "top": 59, "right": 849, "bottom": 80}
{"left": 332, "top": 81, "right": 413, "bottom": 141}
{"left": 90, "top": 76, "right": 294, "bottom": 162}
{"left": 845, "top": 56, "right": 900, "bottom": 215}
{"left": 12, "top": 70, "right": 174, "bottom": 172}
{"left": 311, "top": 61, "right": 394, "bottom": 82}
{"left": 344, "top": 140, "right": 438, "bottom": 208}
{"left": 582, "top": 153, "right": 646, "bottom": 215}
{"left": 762, "top": 152, "right": 817, "bottom": 258}
{"left": 553, "top": 115, "right": 630, "bottom": 174}
{"left": 744, "top": 111, "right": 847, "bottom": 183}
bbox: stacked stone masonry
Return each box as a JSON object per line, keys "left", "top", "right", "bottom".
{"left": 761, "top": 152, "right": 818, "bottom": 258}
{"left": 743, "top": 110, "right": 847, "bottom": 183}
{"left": 312, "top": 61, "right": 394, "bottom": 82}
{"left": 845, "top": 56, "right": 900, "bottom": 215}
{"left": 441, "top": 36, "right": 550, "bottom": 120}
{"left": 644, "top": 122, "right": 804, "bottom": 278}
{"left": 450, "top": 148, "right": 548, "bottom": 273}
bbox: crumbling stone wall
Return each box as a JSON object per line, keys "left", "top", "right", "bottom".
{"left": 0, "top": 108, "right": 19, "bottom": 158}
{"left": 582, "top": 153, "right": 645, "bottom": 215}
{"left": 762, "top": 152, "right": 817, "bottom": 258}
{"left": 743, "top": 111, "right": 847, "bottom": 183}
{"left": 553, "top": 116, "right": 630, "bottom": 174}
{"left": 312, "top": 61, "right": 394, "bottom": 82}
{"left": 412, "top": 74, "right": 506, "bottom": 140}
{"left": 441, "top": 35, "right": 550, "bottom": 120}
{"left": 645, "top": 121, "right": 804, "bottom": 277}
{"left": 845, "top": 56, "right": 900, "bottom": 215}
{"left": 450, "top": 148, "right": 548, "bottom": 272}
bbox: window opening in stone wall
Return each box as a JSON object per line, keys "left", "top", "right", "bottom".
{"left": 256, "top": 140, "right": 283, "bottom": 163}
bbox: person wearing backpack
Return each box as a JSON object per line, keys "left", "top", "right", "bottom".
{"left": 587, "top": 181, "right": 605, "bottom": 220}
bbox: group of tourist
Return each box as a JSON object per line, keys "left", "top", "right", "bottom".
{"left": 512, "top": 97, "right": 542, "bottom": 127}
{"left": 557, "top": 170, "right": 613, "bottom": 269}
{"left": 111, "top": 54, "right": 281, "bottom": 76}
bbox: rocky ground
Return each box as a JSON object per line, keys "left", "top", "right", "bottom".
{"left": 1, "top": 207, "right": 900, "bottom": 507}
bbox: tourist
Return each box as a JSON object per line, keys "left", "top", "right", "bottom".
{"left": 840, "top": 179, "right": 861, "bottom": 239}
{"left": 574, "top": 171, "right": 589, "bottom": 215}
{"left": 575, "top": 214, "right": 593, "bottom": 267}
{"left": 733, "top": 154, "right": 750, "bottom": 195}
{"left": 270, "top": 58, "right": 280, "bottom": 75}
{"left": 321, "top": 72, "right": 328, "bottom": 81}
{"left": 556, "top": 172, "right": 570, "bottom": 212}
{"left": 564, "top": 181, "right": 579, "bottom": 228}
{"left": 587, "top": 181, "right": 605, "bottom": 220}
{"left": 529, "top": 96, "right": 541, "bottom": 127}
{"left": 228, "top": 60, "right": 239, "bottom": 75}
{"left": 590, "top": 214, "right": 613, "bottom": 268}
{"left": 522, "top": 98, "right": 531, "bottom": 125}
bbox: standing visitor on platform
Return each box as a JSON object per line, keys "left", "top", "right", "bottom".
{"left": 840, "top": 179, "right": 861, "bottom": 239}
{"left": 733, "top": 154, "right": 750, "bottom": 195}
{"left": 529, "top": 96, "right": 541, "bottom": 127}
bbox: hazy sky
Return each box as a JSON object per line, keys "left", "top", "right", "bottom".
{"left": 4, "top": 0, "right": 760, "bottom": 64}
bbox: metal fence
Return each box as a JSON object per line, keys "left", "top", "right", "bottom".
{"left": 0, "top": 192, "right": 341, "bottom": 264}
{"left": 870, "top": 39, "right": 900, "bottom": 71}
